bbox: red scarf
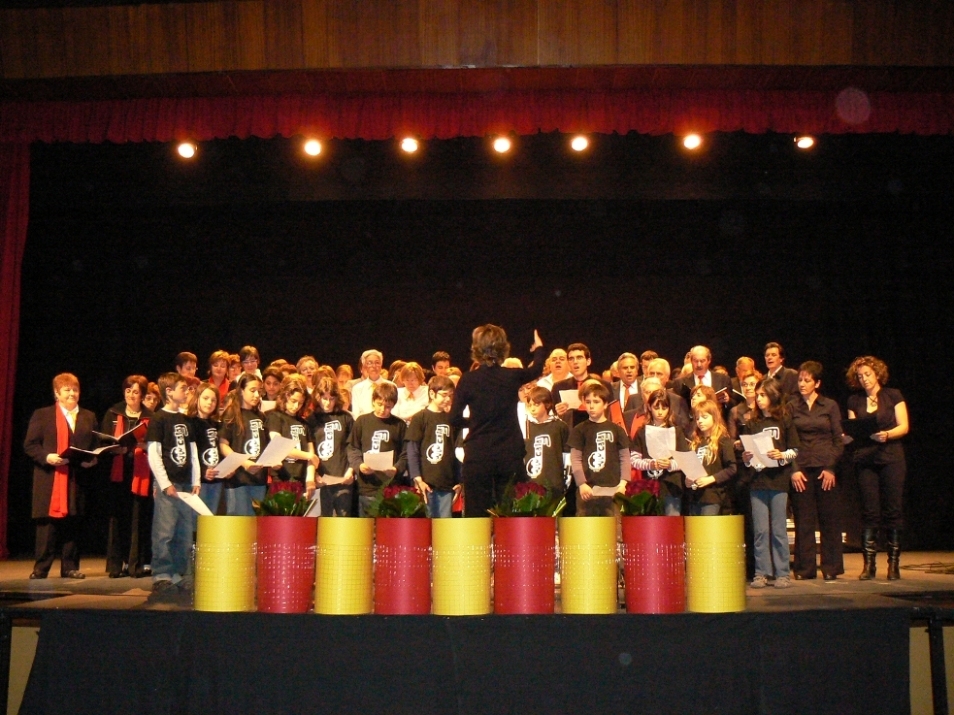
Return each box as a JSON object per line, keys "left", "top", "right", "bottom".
{"left": 109, "top": 413, "right": 152, "bottom": 497}
{"left": 50, "top": 407, "right": 71, "bottom": 518}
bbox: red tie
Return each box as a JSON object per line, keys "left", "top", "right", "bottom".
{"left": 623, "top": 386, "right": 630, "bottom": 406}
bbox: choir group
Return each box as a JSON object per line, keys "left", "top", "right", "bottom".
{"left": 23, "top": 328, "right": 909, "bottom": 600}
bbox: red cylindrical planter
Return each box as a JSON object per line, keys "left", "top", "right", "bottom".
{"left": 493, "top": 517, "right": 556, "bottom": 614}
{"left": 621, "top": 515, "right": 686, "bottom": 614}
{"left": 256, "top": 516, "right": 318, "bottom": 613}
{"left": 374, "top": 518, "right": 432, "bottom": 614}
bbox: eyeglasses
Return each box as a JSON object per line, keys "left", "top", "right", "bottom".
{"left": 241, "top": 358, "right": 259, "bottom": 365}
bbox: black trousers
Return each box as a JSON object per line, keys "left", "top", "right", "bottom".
{"left": 857, "top": 460, "right": 906, "bottom": 530}
{"left": 461, "top": 456, "right": 524, "bottom": 517}
{"left": 790, "top": 467, "right": 844, "bottom": 577}
{"left": 34, "top": 516, "right": 81, "bottom": 575}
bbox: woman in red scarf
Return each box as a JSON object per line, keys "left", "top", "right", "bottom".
{"left": 23, "top": 373, "right": 99, "bottom": 579}
{"left": 101, "top": 375, "right": 154, "bottom": 578}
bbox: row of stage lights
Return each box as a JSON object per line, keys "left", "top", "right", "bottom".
{"left": 175, "top": 133, "right": 816, "bottom": 159}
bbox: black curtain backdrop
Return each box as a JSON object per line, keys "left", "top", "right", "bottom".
{"left": 8, "top": 133, "right": 954, "bottom": 555}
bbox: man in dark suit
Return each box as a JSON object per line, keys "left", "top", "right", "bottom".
{"left": 673, "top": 345, "right": 732, "bottom": 409}
{"left": 625, "top": 358, "right": 693, "bottom": 435}
{"left": 763, "top": 342, "right": 798, "bottom": 398}
{"left": 23, "top": 373, "right": 99, "bottom": 579}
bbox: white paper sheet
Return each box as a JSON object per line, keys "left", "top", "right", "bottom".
{"left": 591, "top": 485, "right": 621, "bottom": 498}
{"left": 645, "top": 425, "right": 676, "bottom": 460}
{"left": 559, "top": 390, "right": 582, "bottom": 409}
{"left": 364, "top": 450, "right": 394, "bottom": 471}
{"left": 673, "top": 450, "right": 708, "bottom": 482}
{"left": 255, "top": 435, "right": 296, "bottom": 467}
{"left": 260, "top": 400, "right": 276, "bottom": 413}
{"left": 179, "top": 492, "right": 213, "bottom": 516}
{"left": 319, "top": 475, "right": 348, "bottom": 486}
{"left": 740, "top": 433, "right": 779, "bottom": 468}
{"left": 213, "top": 451, "right": 249, "bottom": 480}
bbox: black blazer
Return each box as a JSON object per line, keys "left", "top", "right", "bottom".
{"left": 766, "top": 366, "right": 799, "bottom": 397}
{"left": 24, "top": 405, "right": 98, "bottom": 519}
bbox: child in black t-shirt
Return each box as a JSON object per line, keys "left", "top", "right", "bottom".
{"left": 524, "top": 386, "right": 570, "bottom": 494}
{"left": 347, "top": 382, "right": 408, "bottom": 516}
{"left": 408, "top": 376, "right": 459, "bottom": 518}
{"left": 219, "top": 374, "right": 272, "bottom": 516}
{"left": 146, "top": 372, "right": 200, "bottom": 596}
{"left": 308, "top": 375, "right": 355, "bottom": 516}
{"left": 568, "top": 380, "right": 630, "bottom": 517}
{"left": 265, "top": 375, "right": 316, "bottom": 496}
{"left": 186, "top": 381, "right": 222, "bottom": 514}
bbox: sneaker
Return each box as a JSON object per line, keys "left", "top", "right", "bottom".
{"left": 774, "top": 576, "right": 792, "bottom": 589}
{"left": 178, "top": 576, "right": 194, "bottom": 592}
{"left": 750, "top": 575, "right": 768, "bottom": 589}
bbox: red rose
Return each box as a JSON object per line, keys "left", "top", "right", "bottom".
{"left": 514, "top": 481, "right": 547, "bottom": 500}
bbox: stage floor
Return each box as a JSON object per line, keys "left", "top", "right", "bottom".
{"left": 1, "top": 550, "right": 954, "bottom": 613}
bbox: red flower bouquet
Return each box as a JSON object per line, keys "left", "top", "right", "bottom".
{"left": 614, "top": 478, "right": 663, "bottom": 516}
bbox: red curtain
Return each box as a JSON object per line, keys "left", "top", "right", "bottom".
{"left": 0, "top": 143, "right": 29, "bottom": 559}
{"left": 1, "top": 84, "right": 953, "bottom": 557}
{"left": 2, "top": 88, "right": 954, "bottom": 144}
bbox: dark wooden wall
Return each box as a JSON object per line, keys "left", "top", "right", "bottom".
{"left": 2, "top": 0, "right": 953, "bottom": 81}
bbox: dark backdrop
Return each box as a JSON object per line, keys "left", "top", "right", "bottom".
{"left": 8, "top": 132, "right": 953, "bottom": 554}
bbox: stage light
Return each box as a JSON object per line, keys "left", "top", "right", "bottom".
{"left": 682, "top": 134, "right": 702, "bottom": 150}
{"left": 401, "top": 137, "right": 419, "bottom": 154}
{"left": 303, "top": 139, "right": 322, "bottom": 156}
{"left": 493, "top": 137, "right": 512, "bottom": 154}
{"left": 795, "top": 136, "right": 815, "bottom": 150}
{"left": 177, "top": 142, "right": 197, "bottom": 159}
{"left": 570, "top": 135, "right": 589, "bottom": 152}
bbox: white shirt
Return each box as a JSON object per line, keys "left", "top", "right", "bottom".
{"left": 58, "top": 404, "right": 78, "bottom": 431}
{"left": 351, "top": 377, "right": 393, "bottom": 418}
{"left": 392, "top": 385, "right": 429, "bottom": 422}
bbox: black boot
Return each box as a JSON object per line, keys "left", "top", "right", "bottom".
{"left": 859, "top": 528, "right": 877, "bottom": 580}
{"left": 887, "top": 529, "right": 902, "bottom": 580}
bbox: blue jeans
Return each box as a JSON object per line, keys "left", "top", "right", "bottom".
{"left": 425, "top": 490, "right": 455, "bottom": 518}
{"left": 686, "top": 502, "right": 720, "bottom": 516}
{"left": 199, "top": 481, "right": 223, "bottom": 515}
{"left": 662, "top": 495, "right": 682, "bottom": 516}
{"left": 751, "top": 489, "right": 791, "bottom": 579}
{"left": 226, "top": 485, "right": 267, "bottom": 516}
{"left": 151, "top": 484, "right": 195, "bottom": 582}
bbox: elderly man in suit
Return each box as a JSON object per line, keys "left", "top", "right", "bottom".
{"left": 23, "top": 373, "right": 99, "bottom": 579}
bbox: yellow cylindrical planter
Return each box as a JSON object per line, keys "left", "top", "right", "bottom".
{"left": 559, "top": 516, "right": 618, "bottom": 614}
{"left": 685, "top": 515, "right": 746, "bottom": 613}
{"left": 194, "top": 515, "right": 257, "bottom": 612}
{"left": 432, "top": 517, "right": 491, "bottom": 615}
{"left": 315, "top": 517, "right": 373, "bottom": 614}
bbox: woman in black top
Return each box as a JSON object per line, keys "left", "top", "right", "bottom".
{"left": 790, "top": 361, "right": 845, "bottom": 581}
{"left": 846, "top": 356, "right": 909, "bottom": 580}
{"left": 449, "top": 325, "right": 544, "bottom": 517}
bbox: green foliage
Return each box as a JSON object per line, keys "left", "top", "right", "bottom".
{"left": 489, "top": 480, "right": 567, "bottom": 518}
{"left": 366, "top": 486, "right": 427, "bottom": 518}
{"left": 253, "top": 489, "right": 312, "bottom": 516}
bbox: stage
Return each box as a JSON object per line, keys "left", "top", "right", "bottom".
{"left": 1, "top": 553, "right": 953, "bottom": 715}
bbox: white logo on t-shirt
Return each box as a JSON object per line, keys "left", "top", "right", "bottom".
{"left": 527, "top": 434, "right": 551, "bottom": 478}
{"left": 318, "top": 420, "right": 341, "bottom": 460}
{"left": 587, "top": 430, "right": 614, "bottom": 472}
{"left": 426, "top": 424, "right": 450, "bottom": 464}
